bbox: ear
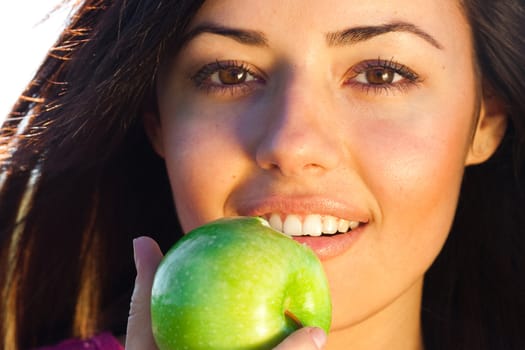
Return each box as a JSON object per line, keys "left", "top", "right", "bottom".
{"left": 143, "top": 112, "right": 165, "bottom": 158}
{"left": 465, "top": 89, "right": 507, "bottom": 165}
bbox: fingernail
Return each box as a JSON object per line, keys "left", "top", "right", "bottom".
{"left": 309, "top": 327, "right": 327, "bottom": 349}
{"left": 133, "top": 238, "right": 140, "bottom": 271}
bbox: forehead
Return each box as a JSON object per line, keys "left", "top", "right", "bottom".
{"left": 192, "top": 0, "right": 469, "bottom": 42}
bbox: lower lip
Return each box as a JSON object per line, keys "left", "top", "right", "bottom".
{"left": 292, "top": 224, "right": 365, "bottom": 261}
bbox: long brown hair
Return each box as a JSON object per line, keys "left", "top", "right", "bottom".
{"left": 1, "top": 0, "right": 524, "bottom": 349}
{"left": 0, "top": 0, "right": 204, "bottom": 348}
{"left": 423, "top": 0, "right": 525, "bottom": 349}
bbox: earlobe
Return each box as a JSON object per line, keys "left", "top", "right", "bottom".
{"left": 143, "top": 112, "right": 165, "bottom": 158}
{"left": 465, "top": 91, "right": 507, "bottom": 165}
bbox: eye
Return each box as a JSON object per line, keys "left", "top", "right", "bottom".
{"left": 191, "top": 60, "right": 265, "bottom": 97}
{"left": 356, "top": 67, "right": 403, "bottom": 85}
{"left": 345, "top": 58, "right": 421, "bottom": 93}
{"left": 211, "top": 66, "right": 253, "bottom": 85}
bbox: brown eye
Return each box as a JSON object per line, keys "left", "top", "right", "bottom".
{"left": 192, "top": 60, "right": 265, "bottom": 95}
{"left": 365, "top": 68, "right": 395, "bottom": 84}
{"left": 344, "top": 59, "right": 421, "bottom": 94}
{"left": 217, "top": 67, "right": 248, "bottom": 85}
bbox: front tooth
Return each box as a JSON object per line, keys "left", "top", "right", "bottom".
{"left": 283, "top": 215, "right": 302, "bottom": 236}
{"left": 303, "top": 214, "right": 322, "bottom": 236}
{"left": 337, "top": 219, "right": 350, "bottom": 233}
{"left": 269, "top": 213, "right": 283, "bottom": 232}
{"left": 322, "top": 216, "right": 338, "bottom": 234}
{"left": 349, "top": 221, "right": 360, "bottom": 230}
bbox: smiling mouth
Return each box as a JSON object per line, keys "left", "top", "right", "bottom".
{"left": 263, "top": 213, "right": 365, "bottom": 237}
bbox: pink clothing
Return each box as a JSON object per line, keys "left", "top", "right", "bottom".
{"left": 36, "top": 333, "right": 123, "bottom": 350}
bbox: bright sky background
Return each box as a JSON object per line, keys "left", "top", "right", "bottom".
{"left": 0, "top": 0, "right": 72, "bottom": 123}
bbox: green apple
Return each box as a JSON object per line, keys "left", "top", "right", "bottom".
{"left": 151, "top": 216, "right": 332, "bottom": 350}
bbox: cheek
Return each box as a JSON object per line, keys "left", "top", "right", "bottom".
{"left": 159, "top": 116, "right": 244, "bottom": 232}
{"left": 359, "top": 102, "right": 474, "bottom": 247}
{"left": 356, "top": 92, "right": 476, "bottom": 213}
{"left": 368, "top": 107, "right": 475, "bottom": 277}
{"left": 327, "top": 99, "right": 478, "bottom": 328}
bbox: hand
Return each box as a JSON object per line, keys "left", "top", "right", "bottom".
{"left": 273, "top": 327, "right": 327, "bottom": 350}
{"left": 125, "top": 236, "right": 164, "bottom": 350}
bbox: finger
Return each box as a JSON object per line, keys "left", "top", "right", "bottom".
{"left": 125, "top": 236, "right": 164, "bottom": 350}
{"left": 273, "top": 327, "right": 327, "bottom": 350}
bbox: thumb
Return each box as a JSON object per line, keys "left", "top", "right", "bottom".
{"left": 125, "top": 236, "right": 164, "bottom": 350}
{"left": 273, "top": 327, "right": 327, "bottom": 350}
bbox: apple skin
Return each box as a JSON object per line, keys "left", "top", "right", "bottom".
{"left": 151, "top": 216, "right": 332, "bottom": 350}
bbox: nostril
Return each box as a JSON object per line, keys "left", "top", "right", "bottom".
{"left": 258, "top": 160, "right": 326, "bottom": 177}
{"left": 303, "top": 163, "right": 325, "bottom": 172}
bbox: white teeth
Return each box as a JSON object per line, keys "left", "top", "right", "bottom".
{"left": 322, "top": 216, "right": 338, "bottom": 234}
{"left": 303, "top": 215, "right": 322, "bottom": 236}
{"left": 349, "top": 220, "right": 360, "bottom": 230}
{"left": 338, "top": 219, "right": 350, "bottom": 233}
{"left": 283, "top": 214, "right": 302, "bottom": 236}
{"left": 266, "top": 213, "right": 361, "bottom": 236}
{"left": 269, "top": 213, "right": 283, "bottom": 232}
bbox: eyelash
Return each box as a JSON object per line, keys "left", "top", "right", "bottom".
{"left": 344, "top": 58, "right": 422, "bottom": 94}
{"left": 190, "top": 58, "right": 422, "bottom": 97}
{"left": 191, "top": 60, "right": 265, "bottom": 96}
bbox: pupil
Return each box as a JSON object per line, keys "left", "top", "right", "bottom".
{"left": 366, "top": 69, "right": 394, "bottom": 84}
{"left": 219, "top": 68, "right": 247, "bottom": 85}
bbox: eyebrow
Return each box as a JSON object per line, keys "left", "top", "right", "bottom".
{"left": 326, "top": 21, "right": 443, "bottom": 49}
{"left": 181, "top": 21, "right": 443, "bottom": 50}
{"left": 182, "top": 23, "right": 269, "bottom": 47}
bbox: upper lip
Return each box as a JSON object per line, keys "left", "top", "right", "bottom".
{"left": 235, "top": 195, "right": 370, "bottom": 224}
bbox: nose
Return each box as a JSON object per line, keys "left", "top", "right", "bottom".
{"left": 255, "top": 82, "right": 343, "bottom": 177}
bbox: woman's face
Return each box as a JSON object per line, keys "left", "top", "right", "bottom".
{"left": 149, "top": 0, "right": 502, "bottom": 345}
